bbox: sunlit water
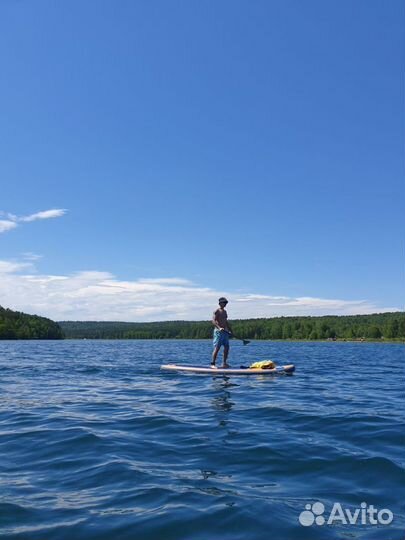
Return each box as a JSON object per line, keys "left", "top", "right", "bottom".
{"left": 0, "top": 340, "right": 404, "bottom": 540}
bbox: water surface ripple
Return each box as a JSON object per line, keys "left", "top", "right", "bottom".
{"left": 0, "top": 340, "right": 404, "bottom": 539}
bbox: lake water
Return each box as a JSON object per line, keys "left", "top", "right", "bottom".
{"left": 0, "top": 340, "right": 404, "bottom": 540}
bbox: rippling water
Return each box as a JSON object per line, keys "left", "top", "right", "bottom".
{"left": 0, "top": 340, "right": 404, "bottom": 540}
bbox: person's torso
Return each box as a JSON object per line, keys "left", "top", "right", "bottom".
{"left": 214, "top": 308, "right": 228, "bottom": 328}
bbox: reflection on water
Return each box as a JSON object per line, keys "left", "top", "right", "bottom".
{"left": 211, "top": 378, "right": 235, "bottom": 414}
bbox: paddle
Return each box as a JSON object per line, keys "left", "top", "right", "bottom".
{"left": 225, "top": 331, "right": 250, "bottom": 345}
{"left": 237, "top": 337, "right": 251, "bottom": 346}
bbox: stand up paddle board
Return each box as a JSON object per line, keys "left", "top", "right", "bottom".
{"left": 161, "top": 364, "right": 295, "bottom": 375}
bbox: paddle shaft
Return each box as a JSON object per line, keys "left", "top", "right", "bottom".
{"left": 224, "top": 330, "right": 250, "bottom": 345}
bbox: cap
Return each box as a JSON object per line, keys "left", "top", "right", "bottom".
{"left": 218, "top": 297, "right": 228, "bottom": 304}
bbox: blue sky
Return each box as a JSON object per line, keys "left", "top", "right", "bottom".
{"left": 0, "top": 0, "right": 403, "bottom": 321}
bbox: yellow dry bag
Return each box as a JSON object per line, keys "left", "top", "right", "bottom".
{"left": 250, "top": 360, "right": 276, "bottom": 369}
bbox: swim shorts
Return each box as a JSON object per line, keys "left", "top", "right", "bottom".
{"left": 213, "top": 329, "right": 230, "bottom": 348}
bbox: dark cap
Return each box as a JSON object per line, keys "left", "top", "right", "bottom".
{"left": 218, "top": 297, "right": 228, "bottom": 304}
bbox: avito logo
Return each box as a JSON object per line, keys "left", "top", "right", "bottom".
{"left": 299, "top": 501, "right": 394, "bottom": 527}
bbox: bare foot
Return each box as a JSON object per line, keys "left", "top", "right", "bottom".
{"left": 221, "top": 364, "right": 230, "bottom": 368}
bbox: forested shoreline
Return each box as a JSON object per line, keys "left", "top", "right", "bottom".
{"left": 1, "top": 307, "right": 403, "bottom": 341}
{"left": 60, "top": 312, "right": 405, "bottom": 341}
{"left": 0, "top": 306, "right": 63, "bottom": 340}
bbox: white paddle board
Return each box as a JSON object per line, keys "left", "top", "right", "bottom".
{"left": 161, "top": 364, "right": 295, "bottom": 375}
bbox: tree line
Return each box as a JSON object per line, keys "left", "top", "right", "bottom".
{"left": 1, "top": 307, "right": 403, "bottom": 341}
{"left": 0, "top": 306, "right": 64, "bottom": 340}
{"left": 59, "top": 312, "right": 405, "bottom": 341}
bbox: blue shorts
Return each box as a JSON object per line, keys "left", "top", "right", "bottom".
{"left": 213, "top": 329, "right": 230, "bottom": 348}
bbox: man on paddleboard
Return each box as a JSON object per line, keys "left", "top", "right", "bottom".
{"left": 211, "top": 297, "right": 233, "bottom": 368}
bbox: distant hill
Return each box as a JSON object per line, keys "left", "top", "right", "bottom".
{"left": 0, "top": 306, "right": 64, "bottom": 340}
{"left": 59, "top": 312, "right": 405, "bottom": 341}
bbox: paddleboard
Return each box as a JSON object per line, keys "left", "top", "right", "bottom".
{"left": 160, "top": 364, "right": 295, "bottom": 375}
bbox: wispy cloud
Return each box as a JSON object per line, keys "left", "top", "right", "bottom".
{"left": 0, "top": 220, "right": 18, "bottom": 233}
{"left": 0, "top": 209, "right": 67, "bottom": 233}
{"left": 19, "top": 209, "right": 67, "bottom": 222}
{"left": 21, "top": 252, "right": 43, "bottom": 261}
{"left": 0, "top": 258, "right": 400, "bottom": 321}
{"left": 0, "top": 260, "right": 34, "bottom": 273}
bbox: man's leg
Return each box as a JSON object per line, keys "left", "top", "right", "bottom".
{"left": 222, "top": 345, "right": 230, "bottom": 367}
{"left": 212, "top": 345, "right": 220, "bottom": 365}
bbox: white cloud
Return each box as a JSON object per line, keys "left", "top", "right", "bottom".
{"left": 0, "top": 220, "right": 18, "bottom": 233}
{"left": 19, "top": 209, "right": 67, "bottom": 222}
{"left": 138, "top": 278, "right": 193, "bottom": 285}
{"left": 0, "top": 209, "right": 67, "bottom": 234}
{"left": 0, "top": 260, "right": 33, "bottom": 273}
{"left": 0, "top": 258, "right": 400, "bottom": 321}
{"left": 21, "top": 252, "right": 43, "bottom": 261}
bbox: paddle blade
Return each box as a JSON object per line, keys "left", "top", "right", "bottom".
{"left": 243, "top": 339, "right": 250, "bottom": 345}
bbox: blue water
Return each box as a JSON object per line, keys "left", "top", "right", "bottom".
{"left": 0, "top": 340, "right": 404, "bottom": 540}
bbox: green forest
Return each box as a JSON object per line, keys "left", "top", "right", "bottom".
{"left": 1, "top": 307, "right": 403, "bottom": 341}
{"left": 60, "top": 312, "right": 405, "bottom": 341}
{"left": 0, "top": 306, "right": 64, "bottom": 340}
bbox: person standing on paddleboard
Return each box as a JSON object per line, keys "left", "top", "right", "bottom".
{"left": 211, "top": 297, "right": 233, "bottom": 368}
